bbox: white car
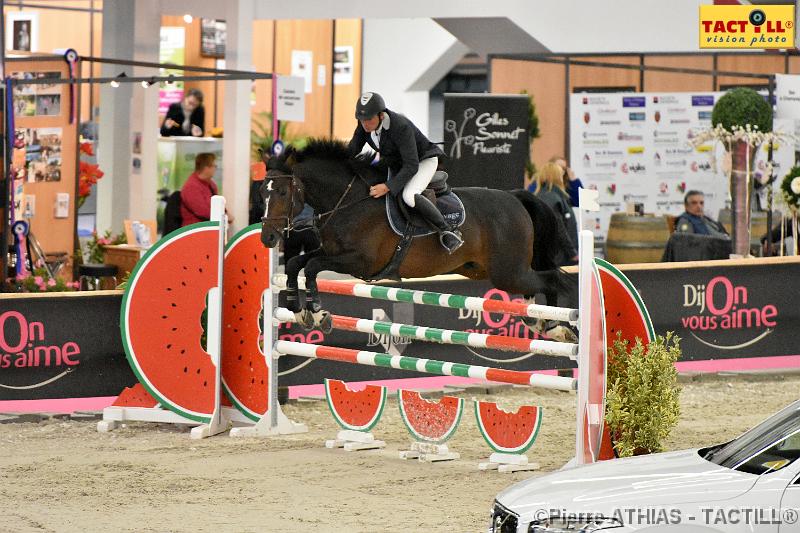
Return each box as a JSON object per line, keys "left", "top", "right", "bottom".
{"left": 491, "top": 400, "right": 800, "bottom": 533}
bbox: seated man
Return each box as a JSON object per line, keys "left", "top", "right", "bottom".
{"left": 674, "top": 190, "right": 729, "bottom": 238}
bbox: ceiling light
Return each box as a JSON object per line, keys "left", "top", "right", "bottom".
{"left": 110, "top": 72, "right": 127, "bottom": 88}
{"left": 183, "top": 14, "right": 193, "bottom": 24}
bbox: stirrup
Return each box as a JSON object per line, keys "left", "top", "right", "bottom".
{"left": 439, "top": 230, "right": 464, "bottom": 254}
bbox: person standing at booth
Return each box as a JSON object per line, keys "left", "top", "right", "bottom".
{"left": 161, "top": 89, "right": 206, "bottom": 137}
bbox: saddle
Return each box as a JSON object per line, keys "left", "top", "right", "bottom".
{"left": 385, "top": 171, "right": 466, "bottom": 237}
{"left": 368, "top": 171, "right": 466, "bottom": 282}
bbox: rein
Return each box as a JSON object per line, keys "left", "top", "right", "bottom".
{"left": 315, "top": 172, "right": 372, "bottom": 231}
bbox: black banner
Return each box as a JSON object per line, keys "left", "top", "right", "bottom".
{"left": 622, "top": 261, "right": 800, "bottom": 362}
{"left": 0, "top": 293, "right": 135, "bottom": 400}
{"left": 442, "top": 94, "right": 529, "bottom": 190}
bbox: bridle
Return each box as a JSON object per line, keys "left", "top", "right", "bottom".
{"left": 261, "top": 169, "right": 373, "bottom": 234}
{"left": 261, "top": 172, "right": 305, "bottom": 233}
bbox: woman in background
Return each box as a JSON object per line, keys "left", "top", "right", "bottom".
{"left": 527, "top": 155, "right": 584, "bottom": 207}
{"left": 533, "top": 162, "right": 578, "bottom": 265}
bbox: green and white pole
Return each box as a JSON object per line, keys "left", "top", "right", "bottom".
{"left": 272, "top": 275, "right": 578, "bottom": 323}
{"left": 273, "top": 341, "right": 577, "bottom": 391}
{"left": 274, "top": 307, "right": 578, "bottom": 358}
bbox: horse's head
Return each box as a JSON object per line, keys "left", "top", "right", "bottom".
{"left": 259, "top": 149, "right": 305, "bottom": 248}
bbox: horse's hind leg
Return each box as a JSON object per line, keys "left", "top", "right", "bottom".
{"left": 488, "top": 261, "right": 577, "bottom": 343}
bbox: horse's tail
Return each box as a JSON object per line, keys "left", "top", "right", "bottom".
{"left": 510, "top": 189, "right": 574, "bottom": 290}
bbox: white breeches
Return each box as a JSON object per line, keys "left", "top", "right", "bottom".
{"left": 401, "top": 157, "right": 439, "bottom": 207}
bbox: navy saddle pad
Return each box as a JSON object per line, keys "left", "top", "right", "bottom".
{"left": 385, "top": 191, "right": 466, "bottom": 237}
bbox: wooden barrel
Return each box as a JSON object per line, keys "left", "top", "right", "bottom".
{"left": 718, "top": 209, "right": 777, "bottom": 246}
{"left": 605, "top": 214, "right": 670, "bottom": 264}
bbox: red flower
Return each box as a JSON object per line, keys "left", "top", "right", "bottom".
{"left": 78, "top": 161, "right": 104, "bottom": 199}
{"left": 80, "top": 142, "right": 95, "bottom": 156}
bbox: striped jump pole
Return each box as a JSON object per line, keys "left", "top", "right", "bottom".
{"left": 274, "top": 307, "right": 578, "bottom": 358}
{"left": 272, "top": 274, "right": 578, "bottom": 323}
{"left": 273, "top": 341, "right": 577, "bottom": 391}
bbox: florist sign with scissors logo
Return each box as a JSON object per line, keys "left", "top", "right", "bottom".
{"left": 443, "top": 94, "right": 529, "bottom": 190}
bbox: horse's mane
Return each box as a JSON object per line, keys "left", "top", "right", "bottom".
{"left": 269, "top": 137, "right": 376, "bottom": 177}
{"left": 293, "top": 138, "right": 350, "bottom": 163}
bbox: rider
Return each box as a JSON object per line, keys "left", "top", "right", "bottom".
{"left": 347, "top": 92, "right": 464, "bottom": 254}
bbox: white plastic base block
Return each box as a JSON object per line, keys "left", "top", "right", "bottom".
{"left": 399, "top": 441, "right": 460, "bottom": 462}
{"left": 229, "top": 408, "right": 309, "bottom": 437}
{"left": 478, "top": 452, "right": 540, "bottom": 473}
{"left": 97, "top": 406, "right": 242, "bottom": 439}
{"left": 325, "top": 429, "right": 386, "bottom": 451}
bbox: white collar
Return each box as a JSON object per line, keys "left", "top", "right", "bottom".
{"left": 379, "top": 112, "right": 391, "bottom": 131}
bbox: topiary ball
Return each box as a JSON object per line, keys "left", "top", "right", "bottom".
{"left": 711, "top": 87, "right": 772, "bottom": 134}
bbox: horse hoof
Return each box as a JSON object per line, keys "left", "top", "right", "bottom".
{"left": 317, "top": 311, "right": 333, "bottom": 334}
{"left": 296, "top": 310, "right": 315, "bottom": 331}
{"left": 522, "top": 317, "right": 547, "bottom": 335}
{"left": 546, "top": 325, "right": 579, "bottom": 344}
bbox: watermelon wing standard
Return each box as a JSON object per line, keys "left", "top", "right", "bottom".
{"left": 397, "top": 390, "right": 464, "bottom": 445}
{"left": 475, "top": 401, "right": 543, "bottom": 455}
{"left": 324, "top": 379, "right": 387, "bottom": 432}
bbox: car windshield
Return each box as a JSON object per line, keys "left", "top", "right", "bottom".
{"left": 703, "top": 400, "right": 800, "bottom": 475}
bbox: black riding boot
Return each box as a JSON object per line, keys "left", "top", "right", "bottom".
{"left": 412, "top": 194, "right": 464, "bottom": 254}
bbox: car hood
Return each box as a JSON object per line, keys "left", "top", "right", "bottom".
{"left": 497, "top": 449, "right": 758, "bottom": 516}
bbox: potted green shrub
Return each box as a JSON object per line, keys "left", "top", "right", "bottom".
{"left": 710, "top": 88, "right": 773, "bottom": 256}
{"left": 605, "top": 332, "right": 682, "bottom": 457}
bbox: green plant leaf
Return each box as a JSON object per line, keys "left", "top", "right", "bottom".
{"left": 605, "top": 331, "right": 682, "bottom": 457}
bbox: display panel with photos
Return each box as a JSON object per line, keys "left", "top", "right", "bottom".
{"left": 11, "top": 71, "right": 62, "bottom": 117}
{"left": 16, "top": 127, "right": 63, "bottom": 182}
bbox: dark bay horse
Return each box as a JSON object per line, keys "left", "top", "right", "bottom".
{"left": 260, "top": 139, "right": 575, "bottom": 338}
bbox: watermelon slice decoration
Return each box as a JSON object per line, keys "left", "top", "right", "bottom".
{"left": 594, "top": 258, "right": 654, "bottom": 350}
{"left": 221, "top": 224, "right": 270, "bottom": 422}
{"left": 111, "top": 383, "right": 158, "bottom": 408}
{"left": 594, "top": 258, "right": 654, "bottom": 461}
{"left": 397, "top": 390, "right": 464, "bottom": 444}
{"left": 474, "top": 401, "right": 542, "bottom": 454}
{"left": 325, "top": 379, "right": 387, "bottom": 432}
{"left": 121, "top": 222, "right": 220, "bottom": 423}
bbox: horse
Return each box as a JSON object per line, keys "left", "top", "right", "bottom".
{"left": 259, "top": 138, "right": 576, "bottom": 340}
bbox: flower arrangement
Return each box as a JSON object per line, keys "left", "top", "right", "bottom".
{"left": 689, "top": 123, "right": 792, "bottom": 155}
{"left": 779, "top": 166, "right": 800, "bottom": 213}
{"left": 7, "top": 268, "right": 79, "bottom": 293}
{"left": 78, "top": 141, "right": 104, "bottom": 208}
{"left": 84, "top": 229, "right": 127, "bottom": 264}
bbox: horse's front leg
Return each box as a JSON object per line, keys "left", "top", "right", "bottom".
{"left": 301, "top": 253, "right": 363, "bottom": 334}
{"left": 285, "top": 250, "right": 321, "bottom": 330}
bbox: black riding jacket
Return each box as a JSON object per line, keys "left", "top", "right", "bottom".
{"left": 347, "top": 109, "right": 444, "bottom": 196}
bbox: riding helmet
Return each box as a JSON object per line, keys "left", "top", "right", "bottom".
{"left": 355, "top": 92, "right": 386, "bottom": 120}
